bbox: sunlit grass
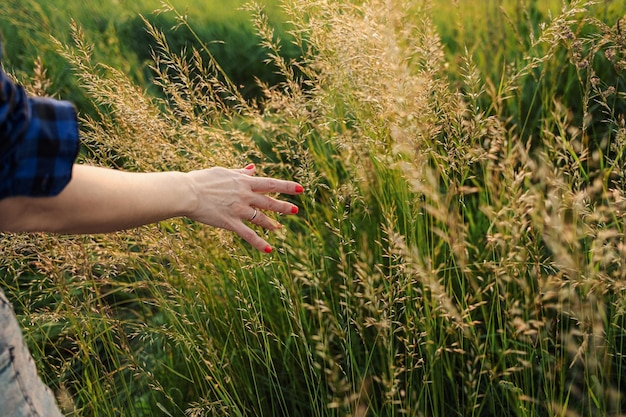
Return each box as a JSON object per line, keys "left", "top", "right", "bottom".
{"left": 1, "top": 0, "right": 626, "bottom": 416}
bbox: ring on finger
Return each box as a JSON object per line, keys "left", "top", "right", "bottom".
{"left": 249, "top": 208, "right": 258, "bottom": 221}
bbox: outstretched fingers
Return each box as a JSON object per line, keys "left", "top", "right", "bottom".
{"left": 231, "top": 164, "right": 305, "bottom": 253}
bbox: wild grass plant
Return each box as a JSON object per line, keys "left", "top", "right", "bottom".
{"left": 0, "top": 0, "right": 291, "bottom": 111}
{"left": 1, "top": 0, "right": 626, "bottom": 416}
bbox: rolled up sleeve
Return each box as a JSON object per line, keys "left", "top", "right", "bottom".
{"left": 0, "top": 67, "right": 79, "bottom": 199}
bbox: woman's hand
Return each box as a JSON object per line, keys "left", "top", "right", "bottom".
{"left": 0, "top": 163, "right": 303, "bottom": 253}
{"left": 185, "top": 164, "right": 304, "bottom": 253}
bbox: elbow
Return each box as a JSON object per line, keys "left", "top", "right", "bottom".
{"left": 0, "top": 198, "right": 23, "bottom": 232}
{"left": 0, "top": 197, "right": 46, "bottom": 233}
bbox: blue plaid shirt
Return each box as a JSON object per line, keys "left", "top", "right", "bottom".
{"left": 0, "top": 60, "right": 79, "bottom": 199}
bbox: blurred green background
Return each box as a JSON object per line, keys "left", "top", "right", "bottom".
{"left": 0, "top": 0, "right": 296, "bottom": 110}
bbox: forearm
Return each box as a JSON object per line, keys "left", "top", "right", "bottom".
{"left": 0, "top": 164, "right": 195, "bottom": 234}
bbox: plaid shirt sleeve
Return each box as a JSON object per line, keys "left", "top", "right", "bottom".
{"left": 0, "top": 65, "right": 79, "bottom": 199}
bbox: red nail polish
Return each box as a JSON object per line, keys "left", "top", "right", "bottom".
{"left": 245, "top": 163, "right": 255, "bottom": 170}
{"left": 264, "top": 245, "right": 273, "bottom": 253}
{"left": 291, "top": 205, "right": 299, "bottom": 214}
{"left": 295, "top": 185, "right": 304, "bottom": 193}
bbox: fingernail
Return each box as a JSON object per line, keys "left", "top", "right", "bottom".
{"left": 245, "top": 163, "right": 255, "bottom": 170}
{"left": 264, "top": 245, "right": 273, "bottom": 254}
{"left": 291, "top": 205, "right": 299, "bottom": 214}
{"left": 295, "top": 185, "right": 304, "bottom": 193}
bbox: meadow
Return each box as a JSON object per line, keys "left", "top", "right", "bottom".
{"left": 1, "top": 0, "right": 626, "bottom": 416}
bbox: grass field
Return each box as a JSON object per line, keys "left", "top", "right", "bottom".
{"left": 1, "top": 0, "right": 626, "bottom": 416}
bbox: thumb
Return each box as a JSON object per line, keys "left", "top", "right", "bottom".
{"left": 241, "top": 163, "right": 256, "bottom": 176}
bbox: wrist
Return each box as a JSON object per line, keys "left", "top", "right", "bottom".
{"left": 178, "top": 171, "right": 200, "bottom": 219}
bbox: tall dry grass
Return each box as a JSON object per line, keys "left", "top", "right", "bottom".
{"left": 1, "top": 0, "right": 625, "bottom": 416}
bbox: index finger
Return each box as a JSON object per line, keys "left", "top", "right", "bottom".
{"left": 249, "top": 177, "right": 304, "bottom": 195}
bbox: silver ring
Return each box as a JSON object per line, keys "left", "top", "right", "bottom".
{"left": 249, "top": 208, "right": 258, "bottom": 221}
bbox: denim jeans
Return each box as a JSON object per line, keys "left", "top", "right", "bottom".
{"left": 0, "top": 288, "right": 64, "bottom": 417}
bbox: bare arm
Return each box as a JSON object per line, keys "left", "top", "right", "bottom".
{"left": 0, "top": 163, "right": 303, "bottom": 252}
